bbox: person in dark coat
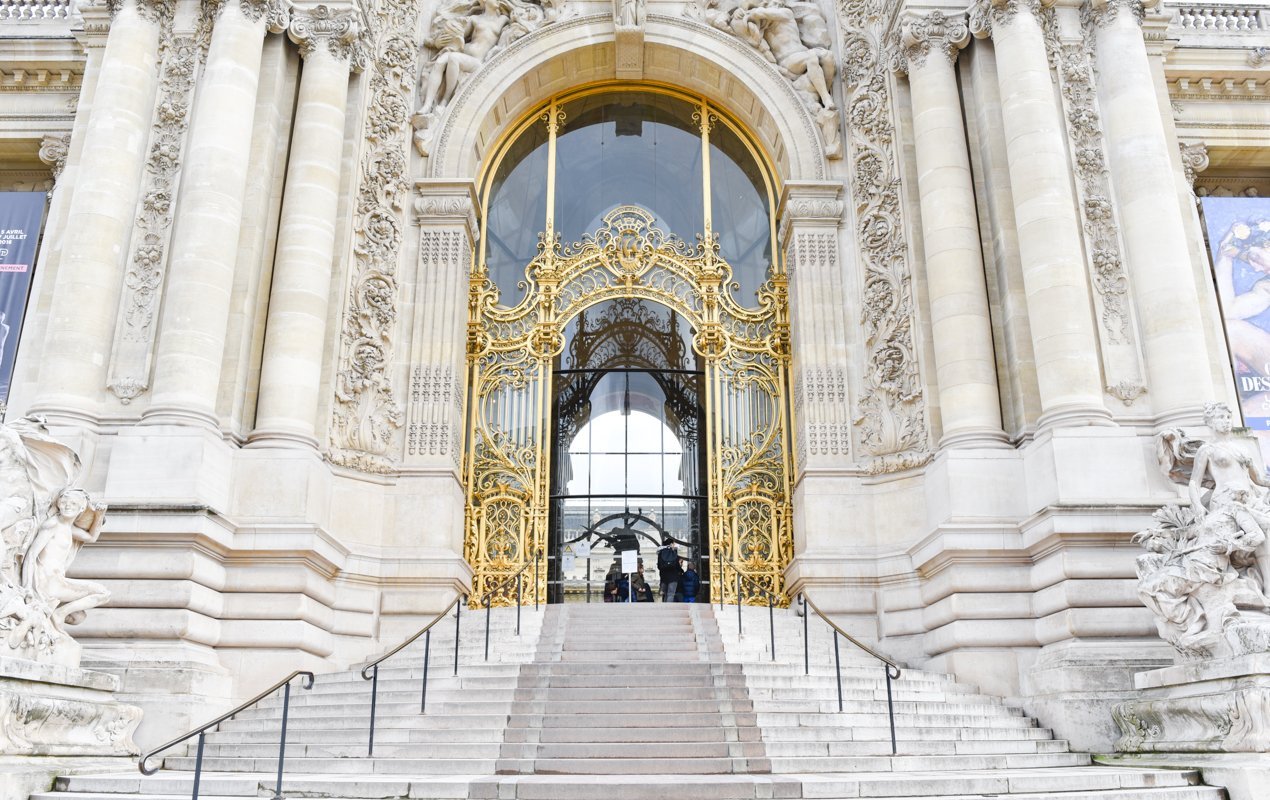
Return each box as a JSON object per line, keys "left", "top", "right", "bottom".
{"left": 656, "top": 536, "right": 683, "bottom": 602}
{"left": 680, "top": 563, "right": 700, "bottom": 603}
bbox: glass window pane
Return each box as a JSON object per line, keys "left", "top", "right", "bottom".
{"left": 710, "top": 121, "right": 772, "bottom": 308}
{"left": 554, "top": 92, "right": 704, "bottom": 246}
{"left": 485, "top": 120, "right": 549, "bottom": 306}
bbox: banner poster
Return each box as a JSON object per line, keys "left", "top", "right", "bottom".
{"left": 0, "top": 192, "right": 46, "bottom": 406}
{"left": 1201, "top": 195, "right": 1270, "bottom": 471}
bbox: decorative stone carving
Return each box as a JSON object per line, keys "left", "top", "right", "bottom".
{"left": 412, "top": 0, "right": 566, "bottom": 156}
{"left": 0, "top": 417, "right": 106, "bottom": 668}
{"left": 234, "top": 0, "right": 289, "bottom": 29}
{"left": 105, "top": 36, "right": 199, "bottom": 405}
{"left": 968, "top": 0, "right": 1048, "bottom": 37}
{"left": 1082, "top": 0, "right": 1155, "bottom": 29}
{"left": 1136, "top": 403, "right": 1270, "bottom": 660}
{"left": 327, "top": 0, "right": 418, "bottom": 474}
{"left": 838, "top": 2, "right": 930, "bottom": 475}
{"left": 614, "top": 0, "right": 645, "bottom": 78}
{"left": 407, "top": 364, "right": 462, "bottom": 461}
{"left": 37, "top": 134, "right": 69, "bottom": 182}
{"left": 889, "top": 10, "right": 969, "bottom": 75}
{"left": 289, "top": 4, "right": 368, "bottom": 67}
{"left": 688, "top": 0, "right": 841, "bottom": 159}
{"left": 1180, "top": 141, "right": 1210, "bottom": 189}
{"left": 1251, "top": 47, "right": 1270, "bottom": 68}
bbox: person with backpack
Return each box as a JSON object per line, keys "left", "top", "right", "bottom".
{"left": 657, "top": 536, "right": 683, "bottom": 602}
{"left": 680, "top": 562, "right": 700, "bottom": 603}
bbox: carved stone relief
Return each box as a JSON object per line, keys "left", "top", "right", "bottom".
{"left": 1180, "top": 141, "right": 1210, "bottom": 190}
{"left": 412, "top": 0, "right": 567, "bottom": 156}
{"left": 1044, "top": 19, "right": 1148, "bottom": 407}
{"left": 687, "top": 0, "right": 841, "bottom": 159}
{"left": 838, "top": 0, "right": 929, "bottom": 474}
{"left": 105, "top": 35, "right": 199, "bottom": 405}
{"left": 614, "top": 0, "right": 645, "bottom": 79}
{"left": 888, "top": 9, "right": 968, "bottom": 74}
{"left": 326, "top": 0, "right": 417, "bottom": 474}
{"left": 37, "top": 134, "right": 70, "bottom": 182}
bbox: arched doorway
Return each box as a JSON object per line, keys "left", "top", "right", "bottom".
{"left": 464, "top": 86, "right": 792, "bottom": 608}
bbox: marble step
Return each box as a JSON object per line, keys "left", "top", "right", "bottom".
{"left": 44, "top": 766, "right": 1219, "bottom": 800}
{"left": 759, "top": 725, "right": 1054, "bottom": 742}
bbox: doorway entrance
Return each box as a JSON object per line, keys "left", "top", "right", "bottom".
{"left": 548, "top": 299, "right": 709, "bottom": 603}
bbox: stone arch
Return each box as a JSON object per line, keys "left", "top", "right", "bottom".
{"left": 425, "top": 13, "right": 828, "bottom": 183}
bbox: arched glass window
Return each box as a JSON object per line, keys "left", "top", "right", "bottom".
{"left": 479, "top": 87, "right": 779, "bottom": 308}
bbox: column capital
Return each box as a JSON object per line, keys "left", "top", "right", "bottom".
{"left": 969, "top": 0, "right": 1052, "bottom": 38}
{"left": 288, "top": 4, "right": 368, "bottom": 70}
{"left": 777, "top": 181, "right": 842, "bottom": 244}
{"left": 102, "top": 0, "right": 173, "bottom": 26}
{"left": 209, "top": 0, "right": 291, "bottom": 32}
{"left": 890, "top": 11, "right": 970, "bottom": 76}
{"left": 1179, "top": 141, "right": 1210, "bottom": 189}
{"left": 414, "top": 179, "right": 479, "bottom": 240}
{"left": 39, "top": 133, "right": 70, "bottom": 181}
{"left": 1081, "top": 0, "right": 1157, "bottom": 29}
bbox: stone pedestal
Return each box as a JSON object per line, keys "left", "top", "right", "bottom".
{"left": 1113, "top": 654, "right": 1270, "bottom": 753}
{"left": 0, "top": 655, "right": 140, "bottom": 759}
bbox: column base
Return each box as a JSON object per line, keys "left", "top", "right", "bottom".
{"left": 1154, "top": 404, "right": 1209, "bottom": 429}
{"left": 1036, "top": 402, "right": 1116, "bottom": 431}
{"left": 22, "top": 403, "right": 99, "bottom": 428}
{"left": 139, "top": 403, "right": 221, "bottom": 432}
{"left": 244, "top": 427, "right": 320, "bottom": 450}
{"left": 938, "top": 426, "right": 1012, "bottom": 449}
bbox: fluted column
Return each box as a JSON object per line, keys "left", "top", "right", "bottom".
{"left": 971, "top": 0, "right": 1111, "bottom": 427}
{"left": 896, "top": 12, "right": 1007, "bottom": 447}
{"left": 30, "top": 0, "right": 168, "bottom": 423}
{"left": 144, "top": 0, "right": 290, "bottom": 428}
{"left": 248, "top": 6, "right": 364, "bottom": 448}
{"left": 1087, "top": 0, "right": 1213, "bottom": 422}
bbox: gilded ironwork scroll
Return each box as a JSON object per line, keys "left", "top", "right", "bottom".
{"left": 465, "top": 205, "right": 793, "bottom": 607}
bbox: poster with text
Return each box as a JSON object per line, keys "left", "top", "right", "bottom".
{"left": 0, "top": 192, "right": 46, "bottom": 406}
{"left": 1202, "top": 195, "right": 1270, "bottom": 471}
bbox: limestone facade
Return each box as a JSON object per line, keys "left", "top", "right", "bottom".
{"left": 0, "top": 0, "right": 1263, "bottom": 753}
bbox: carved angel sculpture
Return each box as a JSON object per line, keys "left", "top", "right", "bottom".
{"left": 688, "top": 0, "right": 841, "bottom": 158}
{"left": 414, "top": 0, "right": 568, "bottom": 155}
{"left": 1137, "top": 403, "right": 1270, "bottom": 659}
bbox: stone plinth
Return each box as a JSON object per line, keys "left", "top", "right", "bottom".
{"left": 1113, "top": 653, "right": 1270, "bottom": 753}
{"left": 0, "top": 655, "right": 141, "bottom": 757}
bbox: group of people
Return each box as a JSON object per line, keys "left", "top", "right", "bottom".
{"left": 602, "top": 537, "right": 700, "bottom": 603}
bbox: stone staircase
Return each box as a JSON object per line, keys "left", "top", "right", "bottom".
{"left": 34, "top": 602, "right": 1224, "bottom": 800}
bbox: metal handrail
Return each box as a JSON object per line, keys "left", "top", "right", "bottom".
{"left": 725, "top": 559, "right": 780, "bottom": 661}
{"left": 801, "top": 592, "right": 902, "bottom": 678}
{"left": 801, "top": 591, "right": 902, "bottom": 755}
{"left": 479, "top": 551, "right": 540, "bottom": 659}
{"left": 139, "top": 670, "right": 314, "bottom": 800}
{"left": 358, "top": 592, "right": 467, "bottom": 756}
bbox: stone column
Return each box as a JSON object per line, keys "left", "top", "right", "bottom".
{"left": 144, "top": 0, "right": 290, "bottom": 428}
{"left": 30, "top": 0, "right": 168, "bottom": 423}
{"left": 248, "top": 6, "right": 364, "bottom": 448}
{"left": 1087, "top": 0, "right": 1213, "bottom": 422}
{"left": 971, "top": 0, "right": 1111, "bottom": 427}
{"left": 896, "top": 12, "right": 1007, "bottom": 447}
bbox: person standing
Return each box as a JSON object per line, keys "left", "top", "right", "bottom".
{"left": 681, "top": 563, "right": 700, "bottom": 603}
{"left": 657, "top": 536, "right": 683, "bottom": 602}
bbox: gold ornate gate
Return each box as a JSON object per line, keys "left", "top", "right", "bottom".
{"left": 463, "top": 91, "right": 793, "bottom": 608}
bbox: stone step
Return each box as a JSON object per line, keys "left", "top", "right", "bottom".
{"left": 495, "top": 756, "right": 769, "bottom": 775}
{"left": 505, "top": 725, "right": 758, "bottom": 744}
{"left": 509, "top": 711, "right": 758, "bottom": 728}
{"left": 203, "top": 727, "right": 507, "bottom": 745}
{"left": 499, "top": 742, "right": 763, "bottom": 760}
{"left": 760, "top": 739, "right": 1071, "bottom": 756}
{"left": 160, "top": 756, "right": 501, "bottom": 775}
{"left": 760, "top": 725, "right": 1054, "bottom": 742}
{"left": 755, "top": 711, "right": 1038, "bottom": 728}
{"left": 766, "top": 752, "right": 1093, "bottom": 773}
{"left": 517, "top": 663, "right": 742, "bottom": 675}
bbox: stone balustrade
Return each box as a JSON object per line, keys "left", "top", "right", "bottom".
{"left": 0, "top": 0, "right": 71, "bottom": 20}
{"left": 1168, "top": 2, "right": 1269, "bottom": 32}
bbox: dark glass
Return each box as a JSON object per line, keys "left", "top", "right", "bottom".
{"left": 554, "top": 92, "right": 704, "bottom": 245}
{"left": 710, "top": 121, "right": 772, "bottom": 307}
{"left": 484, "top": 120, "right": 549, "bottom": 305}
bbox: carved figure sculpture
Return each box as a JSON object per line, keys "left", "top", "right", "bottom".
{"left": 1137, "top": 403, "right": 1270, "bottom": 659}
{"left": 615, "top": 0, "right": 643, "bottom": 29}
{"left": 414, "top": 0, "right": 567, "bottom": 155}
{"left": 0, "top": 415, "right": 108, "bottom": 666}
{"left": 688, "top": 0, "right": 840, "bottom": 158}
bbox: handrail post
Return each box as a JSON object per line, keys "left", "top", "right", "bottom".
{"left": 833, "top": 630, "right": 842, "bottom": 713}
{"left": 421, "top": 629, "right": 431, "bottom": 713}
{"left": 484, "top": 597, "right": 491, "bottom": 662}
{"left": 736, "top": 572, "right": 742, "bottom": 636}
{"left": 454, "top": 601, "right": 461, "bottom": 676}
{"left": 516, "top": 574, "right": 522, "bottom": 636}
{"left": 801, "top": 594, "right": 809, "bottom": 676}
{"left": 191, "top": 731, "right": 205, "bottom": 800}
{"left": 885, "top": 665, "right": 897, "bottom": 755}
{"left": 367, "top": 664, "right": 379, "bottom": 756}
{"left": 767, "top": 594, "right": 775, "bottom": 662}
{"left": 272, "top": 680, "right": 292, "bottom": 800}
{"left": 534, "top": 552, "right": 540, "bottom": 610}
